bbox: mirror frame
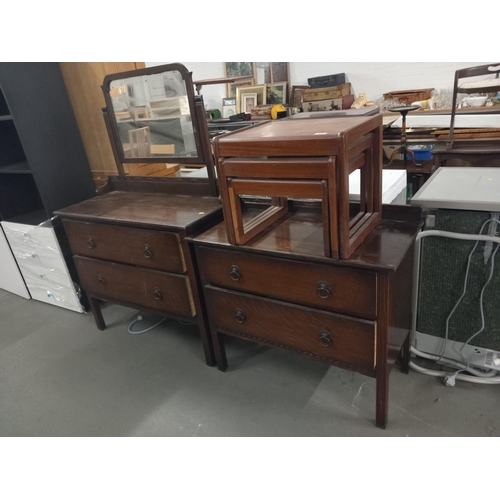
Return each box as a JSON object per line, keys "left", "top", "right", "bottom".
{"left": 101, "top": 63, "right": 217, "bottom": 195}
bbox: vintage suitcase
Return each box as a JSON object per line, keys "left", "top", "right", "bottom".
{"left": 302, "top": 94, "right": 355, "bottom": 112}
{"left": 308, "top": 73, "right": 346, "bottom": 89}
{"left": 302, "top": 83, "right": 351, "bottom": 102}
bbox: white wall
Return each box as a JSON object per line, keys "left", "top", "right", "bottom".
{"left": 146, "top": 62, "right": 491, "bottom": 111}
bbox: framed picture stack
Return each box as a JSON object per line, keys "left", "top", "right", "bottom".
{"left": 224, "top": 62, "right": 290, "bottom": 107}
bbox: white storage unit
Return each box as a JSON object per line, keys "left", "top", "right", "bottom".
{"left": 0, "top": 225, "right": 30, "bottom": 299}
{"left": 1, "top": 220, "right": 84, "bottom": 313}
{"left": 349, "top": 169, "right": 407, "bottom": 205}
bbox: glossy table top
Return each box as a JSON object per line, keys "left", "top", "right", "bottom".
{"left": 54, "top": 191, "right": 222, "bottom": 231}
{"left": 216, "top": 116, "right": 379, "bottom": 144}
{"left": 190, "top": 205, "right": 422, "bottom": 271}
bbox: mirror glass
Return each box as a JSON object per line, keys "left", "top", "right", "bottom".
{"left": 109, "top": 70, "right": 199, "bottom": 160}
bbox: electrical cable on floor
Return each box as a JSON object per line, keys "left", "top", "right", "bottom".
{"left": 443, "top": 242, "right": 499, "bottom": 386}
{"left": 410, "top": 346, "right": 500, "bottom": 384}
{"left": 409, "top": 358, "right": 500, "bottom": 385}
{"left": 127, "top": 314, "right": 167, "bottom": 335}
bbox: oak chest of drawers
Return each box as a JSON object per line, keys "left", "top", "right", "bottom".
{"left": 55, "top": 190, "right": 222, "bottom": 365}
{"left": 190, "top": 204, "right": 422, "bottom": 428}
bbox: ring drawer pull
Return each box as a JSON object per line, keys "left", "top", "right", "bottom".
{"left": 229, "top": 265, "right": 241, "bottom": 281}
{"left": 87, "top": 237, "right": 95, "bottom": 249}
{"left": 317, "top": 281, "right": 331, "bottom": 299}
{"left": 97, "top": 275, "right": 106, "bottom": 287}
{"left": 153, "top": 287, "right": 162, "bottom": 300}
{"left": 318, "top": 330, "right": 332, "bottom": 347}
{"left": 143, "top": 244, "right": 153, "bottom": 259}
{"left": 234, "top": 308, "right": 246, "bottom": 324}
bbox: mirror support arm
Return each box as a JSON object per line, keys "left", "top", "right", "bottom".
{"left": 102, "top": 106, "right": 128, "bottom": 188}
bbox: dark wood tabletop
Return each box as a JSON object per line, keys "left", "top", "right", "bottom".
{"left": 214, "top": 115, "right": 382, "bottom": 158}
{"left": 190, "top": 204, "right": 422, "bottom": 272}
{"left": 54, "top": 191, "right": 222, "bottom": 232}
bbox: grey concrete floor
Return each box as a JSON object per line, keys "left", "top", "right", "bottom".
{"left": 1, "top": 288, "right": 499, "bottom": 437}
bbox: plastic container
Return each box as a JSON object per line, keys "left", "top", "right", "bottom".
{"left": 406, "top": 145, "right": 433, "bottom": 161}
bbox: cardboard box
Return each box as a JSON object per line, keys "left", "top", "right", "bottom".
{"left": 302, "top": 83, "right": 351, "bottom": 102}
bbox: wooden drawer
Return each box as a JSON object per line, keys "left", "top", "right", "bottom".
{"left": 74, "top": 256, "right": 195, "bottom": 317}
{"left": 198, "top": 246, "right": 376, "bottom": 320}
{"left": 63, "top": 220, "right": 186, "bottom": 273}
{"left": 205, "top": 286, "right": 376, "bottom": 374}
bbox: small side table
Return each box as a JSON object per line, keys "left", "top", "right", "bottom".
{"left": 386, "top": 105, "right": 421, "bottom": 167}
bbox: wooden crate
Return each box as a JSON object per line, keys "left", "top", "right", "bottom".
{"left": 302, "top": 83, "right": 351, "bottom": 102}
{"left": 383, "top": 88, "right": 433, "bottom": 105}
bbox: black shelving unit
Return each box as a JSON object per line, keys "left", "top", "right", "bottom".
{"left": 0, "top": 63, "right": 96, "bottom": 225}
{"left": 0, "top": 64, "right": 96, "bottom": 308}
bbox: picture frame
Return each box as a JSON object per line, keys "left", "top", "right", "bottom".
{"left": 224, "top": 63, "right": 257, "bottom": 98}
{"left": 254, "top": 62, "right": 290, "bottom": 85}
{"left": 227, "top": 77, "right": 255, "bottom": 98}
{"left": 290, "top": 85, "right": 309, "bottom": 108}
{"left": 224, "top": 62, "right": 256, "bottom": 79}
{"left": 236, "top": 85, "right": 267, "bottom": 113}
{"left": 222, "top": 105, "right": 237, "bottom": 118}
{"left": 270, "top": 62, "right": 289, "bottom": 84}
{"left": 241, "top": 93, "right": 257, "bottom": 114}
{"left": 255, "top": 62, "right": 271, "bottom": 84}
{"left": 266, "top": 82, "right": 288, "bottom": 105}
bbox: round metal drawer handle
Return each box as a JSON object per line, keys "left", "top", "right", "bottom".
{"left": 143, "top": 244, "right": 153, "bottom": 259}
{"left": 318, "top": 330, "right": 332, "bottom": 347}
{"left": 97, "top": 275, "right": 106, "bottom": 287}
{"left": 235, "top": 308, "right": 246, "bottom": 324}
{"left": 87, "top": 237, "right": 95, "bottom": 249}
{"left": 229, "top": 265, "right": 241, "bottom": 281}
{"left": 153, "top": 287, "right": 162, "bottom": 300}
{"left": 317, "top": 281, "right": 331, "bottom": 299}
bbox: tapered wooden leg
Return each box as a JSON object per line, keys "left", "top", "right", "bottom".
{"left": 89, "top": 296, "right": 105, "bottom": 331}
{"left": 376, "top": 372, "right": 389, "bottom": 429}
{"left": 198, "top": 319, "right": 216, "bottom": 367}
{"left": 376, "top": 273, "right": 390, "bottom": 429}
{"left": 213, "top": 331, "right": 228, "bottom": 372}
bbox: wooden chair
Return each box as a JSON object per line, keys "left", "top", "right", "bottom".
{"left": 449, "top": 63, "right": 500, "bottom": 148}
{"left": 128, "top": 126, "right": 151, "bottom": 157}
{"left": 433, "top": 63, "right": 500, "bottom": 167}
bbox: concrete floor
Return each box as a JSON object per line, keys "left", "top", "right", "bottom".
{"left": 1, "top": 288, "right": 499, "bottom": 437}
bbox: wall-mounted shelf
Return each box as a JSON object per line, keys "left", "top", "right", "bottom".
{"left": 0, "top": 114, "right": 13, "bottom": 122}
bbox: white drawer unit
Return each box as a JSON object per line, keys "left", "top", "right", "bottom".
{"left": 2, "top": 220, "right": 84, "bottom": 312}
{"left": 0, "top": 225, "right": 30, "bottom": 299}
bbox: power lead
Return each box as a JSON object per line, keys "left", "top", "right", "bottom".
{"left": 444, "top": 374, "right": 457, "bottom": 387}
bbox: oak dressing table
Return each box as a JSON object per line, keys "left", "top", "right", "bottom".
{"left": 190, "top": 202, "right": 421, "bottom": 428}
{"left": 191, "top": 110, "right": 421, "bottom": 427}
{"left": 54, "top": 64, "right": 222, "bottom": 365}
